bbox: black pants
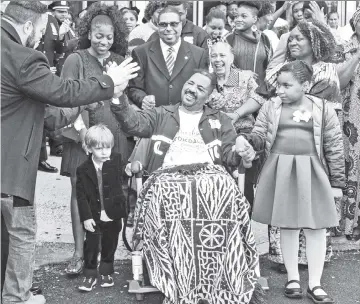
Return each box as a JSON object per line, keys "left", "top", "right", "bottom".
{"left": 244, "top": 174, "right": 254, "bottom": 214}
{"left": 39, "top": 131, "right": 48, "bottom": 162}
{"left": 83, "top": 219, "right": 122, "bottom": 278}
{"left": 1, "top": 212, "right": 9, "bottom": 292}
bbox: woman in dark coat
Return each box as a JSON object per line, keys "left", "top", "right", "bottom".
{"left": 60, "top": 3, "right": 130, "bottom": 274}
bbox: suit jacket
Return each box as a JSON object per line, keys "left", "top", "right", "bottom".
{"left": 128, "top": 38, "right": 208, "bottom": 107}
{"left": 1, "top": 20, "right": 115, "bottom": 204}
{"left": 76, "top": 153, "right": 127, "bottom": 222}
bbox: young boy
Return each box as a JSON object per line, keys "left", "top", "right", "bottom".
{"left": 76, "top": 124, "right": 127, "bottom": 291}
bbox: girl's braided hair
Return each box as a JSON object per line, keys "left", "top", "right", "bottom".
{"left": 278, "top": 60, "right": 314, "bottom": 84}
{"left": 77, "top": 2, "right": 128, "bottom": 56}
{"left": 286, "top": 20, "right": 336, "bottom": 62}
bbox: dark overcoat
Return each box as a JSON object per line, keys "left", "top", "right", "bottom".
{"left": 1, "top": 20, "right": 114, "bottom": 204}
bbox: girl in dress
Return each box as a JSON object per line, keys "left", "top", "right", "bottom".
{"left": 237, "top": 60, "right": 345, "bottom": 303}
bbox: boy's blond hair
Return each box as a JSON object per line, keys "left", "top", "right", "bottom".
{"left": 84, "top": 124, "right": 114, "bottom": 151}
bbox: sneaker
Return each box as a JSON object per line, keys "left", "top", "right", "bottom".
{"left": 100, "top": 275, "right": 114, "bottom": 287}
{"left": 78, "top": 277, "right": 97, "bottom": 292}
{"left": 24, "top": 294, "right": 46, "bottom": 304}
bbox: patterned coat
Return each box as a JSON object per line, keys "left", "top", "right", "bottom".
{"left": 247, "top": 95, "right": 345, "bottom": 188}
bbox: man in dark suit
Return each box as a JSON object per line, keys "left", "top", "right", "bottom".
{"left": 1, "top": 2, "right": 138, "bottom": 303}
{"left": 128, "top": 7, "right": 208, "bottom": 109}
{"left": 148, "top": 1, "right": 210, "bottom": 50}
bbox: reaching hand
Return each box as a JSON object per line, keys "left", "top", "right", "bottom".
{"left": 331, "top": 188, "right": 343, "bottom": 198}
{"left": 84, "top": 219, "right": 96, "bottom": 232}
{"left": 239, "top": 146, "right": 256, "bottom": 167}
{"left": 59, "top": 19, "right": 71, "bottom": 37}
{"left": 113, "top": 84, "right": 127, "bottom": 98}
{"left": 142, "top": 95, "right": 156, "bottom": 110}
{"left": 309, "top": 1, "right": 326, "bottom": 23}
{"left": 282, "top": 1, "right": 294, "bottom": 11}
{"left": 106, "top": 57, "right": 140, "bottom": 87}
{"left": 235, "top": 136, "right": 250, "bottom": 154}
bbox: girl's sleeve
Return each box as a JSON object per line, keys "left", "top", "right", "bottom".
{"left": 245, "top": 100, "right": 270, "bottom": 152}
{"left": 323, "top": 104, "right": 346, "bottom": 188}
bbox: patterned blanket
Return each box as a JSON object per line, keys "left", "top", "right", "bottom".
{"left": 133, "top": 164, "right": 259, "bottom": 304}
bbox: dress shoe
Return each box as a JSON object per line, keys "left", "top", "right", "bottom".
{"left": 307, "top": 286, "right": 334, "bottom": 303}
{"left": 30, "top": 284, "right": 42, "bottom": 295}
{"left": 38, "top": 161, "right": 58, "bottom": 173}
{"left": 346, "top": 234, "right": 360, "bottom": 241}
{"left": 284, "top": 280, "right": 303, "bottom": 299}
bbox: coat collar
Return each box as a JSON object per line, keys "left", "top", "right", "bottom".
{"left": 163, "top": 103, "right": 219, "bottom": 125}
{"left": 83, "top": 154, "right": 115, "bottom": 185}
{"left": 1, "top": 18, "right": 22, "bottom": 45}
{"left": 272, "top": 94, "right": 324, "bottom": 110}
{"left": 149, "top": 38, "right": 192, "bottom": 81}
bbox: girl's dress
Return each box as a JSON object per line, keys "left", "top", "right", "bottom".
{"left": 253, "top": 104, "right": 338, "bottom": 228}
{"left": 263, "top": 60, "right": 341, "bottom": 264}
{"left": 60, "top": 49, "right": 129, "bottom": 177}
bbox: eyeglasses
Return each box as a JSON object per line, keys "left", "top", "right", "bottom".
{"left": 158, "top": 21, "right": 180, "bottom": 29}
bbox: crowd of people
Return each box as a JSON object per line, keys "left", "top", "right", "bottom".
{"left": 1, "top": 1, "right": 360, "bottom": 304}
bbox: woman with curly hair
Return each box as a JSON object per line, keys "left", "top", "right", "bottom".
{"left": 268, "top": 1, "right": 329, "bottom": 70}
{"left": 260, "top": 19, "right": 342, "bottom": 275}
{"left": 266, "top": 20, "right": 340, "bottom": 104}
{"left": 338, "top": 8, "right": 360, "bottom": 241}
{"left": 128, "top": 1, "right": 166, "bottom": 43}
{"left": 60, "top": 2, "right": 130, "bottom": 275}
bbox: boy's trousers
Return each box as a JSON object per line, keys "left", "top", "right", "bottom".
{"left": 83, "top": 219, "right": 122, "bottom": 277}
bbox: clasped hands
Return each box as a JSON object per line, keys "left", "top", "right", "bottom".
{"left": 235, "top": 136, "right": 256, "bottom": 167}
{"left": 104, "top": 57, "right": 140, "bottom": 99}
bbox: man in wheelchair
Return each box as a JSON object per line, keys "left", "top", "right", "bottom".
{"left": 112, "top": 70, "right": 263, "bottom": 304}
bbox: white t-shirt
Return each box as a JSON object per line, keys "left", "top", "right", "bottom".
{"left": 163, "top": 109, "right": 213, "bottom": 167}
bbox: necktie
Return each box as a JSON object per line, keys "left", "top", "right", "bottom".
{"left": 166, "top": 46, "right": 175, "bottom": 75}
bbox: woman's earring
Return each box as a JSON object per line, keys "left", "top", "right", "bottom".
{"left": 251, "top": 24, "right": 257, "bottom": 32}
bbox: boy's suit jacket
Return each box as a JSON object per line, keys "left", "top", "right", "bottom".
{"left": 76, "top": 153, "right": 127, "bottom": 222}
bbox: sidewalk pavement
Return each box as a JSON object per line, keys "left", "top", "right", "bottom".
{"left": 33, "top": 156, "right": 360, "bottom": 303}
{"left": 34, "top": 252, "right": 360, "bottom": 304}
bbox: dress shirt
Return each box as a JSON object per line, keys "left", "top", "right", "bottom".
{"left": 160, "top": 38, "right": 181, "bottom": 63}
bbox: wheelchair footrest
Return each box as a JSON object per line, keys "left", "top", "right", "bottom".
{"left": 128, "top": 280, "right": 160, "bottom": 294}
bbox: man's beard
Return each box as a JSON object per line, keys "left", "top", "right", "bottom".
{"left": 25, "top": 29, "right": 38, "bottom": 49}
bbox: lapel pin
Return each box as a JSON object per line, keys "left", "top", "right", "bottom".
{"left": 184, "top": 56, "right": 188, "bottom": 60}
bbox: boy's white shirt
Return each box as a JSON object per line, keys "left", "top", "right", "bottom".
{"left": 92, "top": 156, "right": 113, "bottom": 222}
